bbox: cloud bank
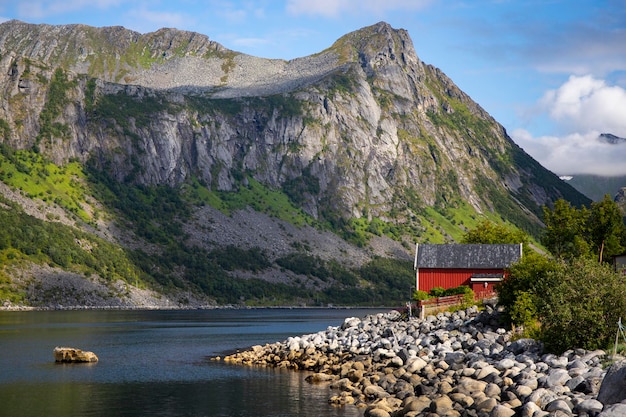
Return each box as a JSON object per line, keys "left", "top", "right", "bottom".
{"left": 541, "top": 75, "right": 626, "bottom": 136}
{"left": 513, "top": 75, "right": 626, "bottom": 176}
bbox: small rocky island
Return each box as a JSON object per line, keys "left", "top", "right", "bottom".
{"left": 53, "top": 346, "right": 98, "bottom": 363}
{"left": 218, "top": 306, "right": 626, "bottom": 417}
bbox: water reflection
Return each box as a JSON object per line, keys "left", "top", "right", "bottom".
{"left": 1, "top": 365, "right": 360, "bottom": 417}
{"left": 0, "top": 309, "right": 379, "bottom": 417}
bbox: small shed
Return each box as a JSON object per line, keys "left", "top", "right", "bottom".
{"left": 613, "top": 253, "right": 626, "bottom": 275}
{"left": 414, "top": 243, "right": 523, "bottom": 298}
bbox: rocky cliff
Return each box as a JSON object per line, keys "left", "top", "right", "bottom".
{"left": 0, "top": 20, "right": 590, "bottom": 307}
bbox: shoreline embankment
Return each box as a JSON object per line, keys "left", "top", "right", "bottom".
{"left": 216, "top": 306, "right": 626, "bottom": 417}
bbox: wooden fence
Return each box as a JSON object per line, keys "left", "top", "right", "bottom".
{"left": 417, "top": 294, "right": 465, "bottom": 318}
{"left": 406, "top": 291, "right": 497, "bottom": 319}
{"left": 413, "top": 291, "right": 497, "bottom": 319}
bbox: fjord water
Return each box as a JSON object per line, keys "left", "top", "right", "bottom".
{"left": 0, "top": 308, "right": 384, "bottom": 417}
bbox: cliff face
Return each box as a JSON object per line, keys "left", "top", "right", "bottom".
{"left": 0, "top": 20, "right": 597, "bottom": 307}
{"left": 0, "top": 20, "right": 588, "bottom": 234}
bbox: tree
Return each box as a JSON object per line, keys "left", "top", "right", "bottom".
{"left": 462, "top": 220, "right": 528, "bottom": 245}
{"left": 496, "top": 251, "right": 561, "bottom": 325}
{"left": 539, "top": 258, "right": 626, "bottom": 352}
{"left": 541, "top": 199, "right": 589, "bottom": 260}
{"left": 588, "top": 195, "right": 625, "bottom": 262}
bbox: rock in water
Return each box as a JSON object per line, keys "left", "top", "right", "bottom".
{"left": 53, "top": 346, "right": 98, "bottom": 363}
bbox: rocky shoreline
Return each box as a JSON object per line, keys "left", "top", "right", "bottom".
{"left": 217, "top": 306, "right": 626, "bottom": 417}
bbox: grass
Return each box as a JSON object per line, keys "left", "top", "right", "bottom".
{"left": 183, "top": 176, "right": 315, "bottom": 228}
{"left": 0, "top": 193, "right": 146, "bottom": 292}
{"left": 0, "top": 147, "right": 93, "bottom": 223}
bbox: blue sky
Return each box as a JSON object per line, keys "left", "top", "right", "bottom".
{"left": 2, "top": 0, "right": 626, "bottom": 176}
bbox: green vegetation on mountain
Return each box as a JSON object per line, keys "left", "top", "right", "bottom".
{"left": 0, "top": 20, "right": 597, "bottom": 308}
{"left": 0, "top": 141, "right": 418, "bottom": 305}
{"left": 36, "top": 68, "right": 75, "bottom": 149}
{"left": 92, "top": 90, "right": 171, "bottom": 129}
{"left": 0, "top": 145, "right": 93, "bottom": 223}
{"left": 0, "top": 196, "right": 145, "bottom": 299}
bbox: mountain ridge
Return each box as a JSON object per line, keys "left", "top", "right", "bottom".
{"left": 0, "top": 20, "right": 590, "bottom": 308}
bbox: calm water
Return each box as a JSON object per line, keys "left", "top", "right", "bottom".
{"left": 0, "top": 308, "right": 386, "bottom": 417}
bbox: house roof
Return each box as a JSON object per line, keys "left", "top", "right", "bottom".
{"left": 416, "top": 244, "right": 522, "bottom": 269}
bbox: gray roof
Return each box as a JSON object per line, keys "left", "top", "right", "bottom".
{"left": 416, "top": 244, "right": 522, "bottom": 269}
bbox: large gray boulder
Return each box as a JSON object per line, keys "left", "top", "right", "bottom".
{"left": 597, "top": 360, "right": 626, "bottom": 405}
{"left": 599, "top": 402, "right": 626, "bottom": 417}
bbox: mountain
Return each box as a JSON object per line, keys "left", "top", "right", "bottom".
{"left": 562, "top": 174, "right": 626, "bottom": 201}
{"left": 599, "top": 133, "right": 626, "bottom": 145}
{"left": 559, "top": 134, "right": 626, "bottom": 201}
{"left": 0, "top": 20, "right": 590, "bottom": 308}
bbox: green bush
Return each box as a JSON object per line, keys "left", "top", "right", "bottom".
{"left": 414, "top": 290, "right": 431, "bottom": 301}
{"left": 539, "top": 258, "right": 626, "bottom": 353}
{"left": 429, "top": 287, "right": 446, "bottom": 297}
{"left": 413, "top": 285, "right": 475, "bottom": 308}
{"left": 443, "top": 285, "right": 471, "bottom": 296}
{"left": 496, "top": 251, "right": 561, "bottom": 324}
{"left": 427, "top": 285, "right": 472, "bottom": 298}
{"left": 509, "top": 290, "right": 537, "bottom": 328}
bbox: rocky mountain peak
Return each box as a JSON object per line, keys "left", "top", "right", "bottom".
{"left": 328, "top": 21, "right": 419, "bottom": 70}
{"left": 0, "top": 19, "right": 228, "bottom": 86}
{"left": 0, "top": 20, "right": 589, "bottom": 235}
{"left": 600, "top": 133, "right": 626, "bottom": 145}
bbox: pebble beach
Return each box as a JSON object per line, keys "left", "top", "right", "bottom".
{"left": 217, "top": 306, "right": 626, "bottom": 417}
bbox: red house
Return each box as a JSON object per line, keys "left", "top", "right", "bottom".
{"left": 414, "top": 243, "right": 523, "bottom": 298}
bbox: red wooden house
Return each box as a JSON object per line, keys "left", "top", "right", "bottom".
{"left": 414, "top": 243, "right": 523, "bottom": 299}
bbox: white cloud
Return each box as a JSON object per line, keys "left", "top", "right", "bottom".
{"left": 540, "top": 75, "right": 626, "bottom": 137}
{"left": 286, "top": 0, "right": 433, "bottom": 18}
{"left": 512, "top": 75, "right": 626, "bottom": 176}
{"left": 512, "top": 128, "right": 626, "bottom": 177}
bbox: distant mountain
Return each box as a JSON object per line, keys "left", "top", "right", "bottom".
{"left": 558, "top": 133, "right": 626, "bottom": 201}
{"left": 0, "top": 20, "right": 590, "bottom": 308}
{"left": 599, "top": 133, "right": 626, "bottom": 145}
{"left": 562, "top": 174, "right": 626, "bottom": 201}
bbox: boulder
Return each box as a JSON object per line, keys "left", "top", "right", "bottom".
{"left": 53, "top": 346, "right": 98, "bottom": 363}
{"left": 490, "top": 405, "right": 516, "bottom": 417}
{"left": 507, "top": 338, "right": 542, "bottom": 355}
{"left": 305, "top": 372, "right": 337, "bottom": 383}
{"left": 599, "top": 403, "right": 626, "bottom": 417}
{"left": 574, "top": 399, "right": 603, "bottom": 415}
{"left": 597, "top": 360, "right": 626, "bottom": 405}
